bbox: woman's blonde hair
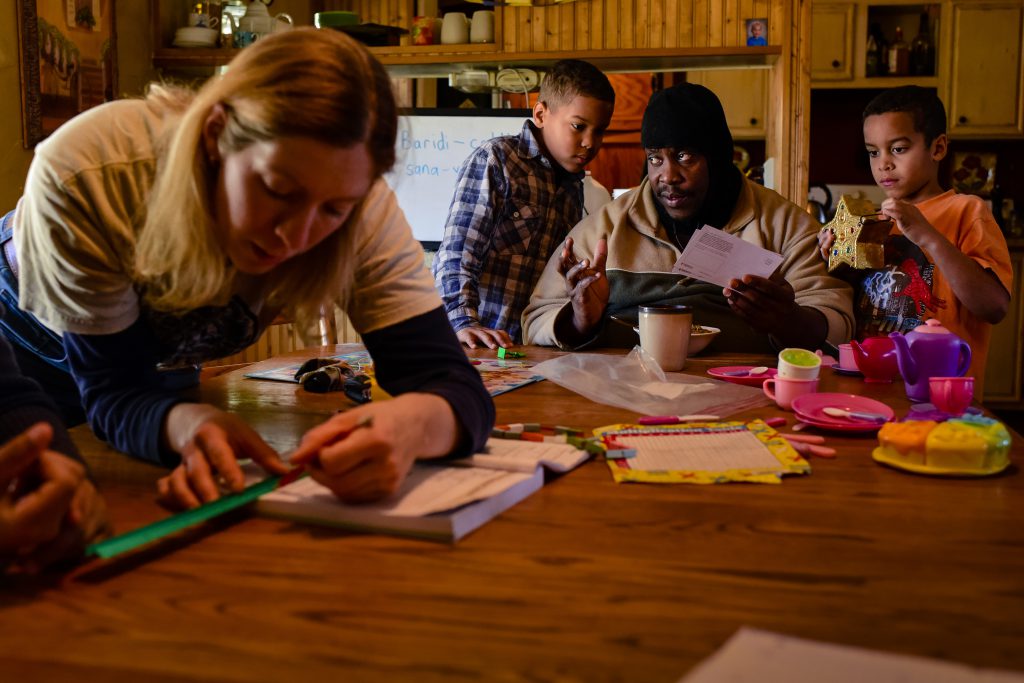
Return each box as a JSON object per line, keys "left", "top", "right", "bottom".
{"left": 136, "top": 28, "right": 397, "bottom": 328}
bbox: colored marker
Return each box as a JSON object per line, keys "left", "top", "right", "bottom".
{"left": 637, "top": 414, "right": 720, "bottom": 425}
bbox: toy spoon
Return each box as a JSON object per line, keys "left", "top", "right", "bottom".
{"left": 722, "top": 366, "right": 769, "bottom": 377}
{"left": 822, "top": 406, "right": 887, "bottom": 422}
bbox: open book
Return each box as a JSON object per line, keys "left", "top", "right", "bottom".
{"left": 256, "top": 439, "right": 589, "bottom": 542}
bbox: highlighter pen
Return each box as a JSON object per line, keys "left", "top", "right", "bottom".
{"left": 637, "top": 414, "right": 720, "bottom": 425}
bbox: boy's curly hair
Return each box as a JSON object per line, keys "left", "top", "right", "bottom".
{"left": 863, "top": 85, "right": 946, "bottom": 145}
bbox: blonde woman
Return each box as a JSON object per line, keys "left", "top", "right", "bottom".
{"left": 0, "top": 29, "right": 494, "bottom": 509}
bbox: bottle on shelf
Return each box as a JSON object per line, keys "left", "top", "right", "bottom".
{"left": 870, "top": 22, "right": 889, "bottom": 76}
{"left": 888, "top": 26, "right": 910, "bottom": 76}
{"left": 866, "top": 29, "right": 879, "bottom": 77}
{"left": 910, "top": 12, "right": 935, "bottom": 76}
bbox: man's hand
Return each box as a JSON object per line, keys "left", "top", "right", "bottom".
{"left": 725, "top": 274, "right": 827, "bottom": 348}
{"left": 456, "top": 326, "right": 513, "bottom": 350}
{"left": 0, "top": 422, "right": 111, "bottom": 571}
{"left": 817, "top": 228, "right": 834, "bottom": 262}
{"left": 558, "top": 236, "right": 609, "bottom": 338}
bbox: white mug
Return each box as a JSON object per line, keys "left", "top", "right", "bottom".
{"left": 188, "top": 12, "right": 219, "bottom": 30}
{"left": 470, "top": 10, "right": 495, "bottom": 43}
{"left": 638, "top": 305, "right": 692, "bottom": 372}
{"left": 441, "top": 12, "right": 470, "bottom": 44}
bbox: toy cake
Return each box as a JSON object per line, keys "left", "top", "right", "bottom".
{"left": 873, "top": 416, "right": 1011, "bottom": 476}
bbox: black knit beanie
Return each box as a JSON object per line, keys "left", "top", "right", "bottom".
{"left": 642, "top": 83, "right": 742, "bottom": 230}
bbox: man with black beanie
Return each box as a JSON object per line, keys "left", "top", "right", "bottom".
{"left": 523, "top": 83, "right": 854, "bottom": 352}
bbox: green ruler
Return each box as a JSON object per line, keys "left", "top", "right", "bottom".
{"left": 87, "top": 472, "right": 301, "bottom": 560}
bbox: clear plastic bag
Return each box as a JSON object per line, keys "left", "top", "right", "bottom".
{"left": 532, "top": 346, "right": 768, "bottom": 418}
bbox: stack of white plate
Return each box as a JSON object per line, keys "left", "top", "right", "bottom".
{"left": 174, "top": 26, "right": 219, "bottom": 48}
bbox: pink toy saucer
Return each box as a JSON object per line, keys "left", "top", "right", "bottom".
{"left": 791, "top": 393, "right": 894, "bottom": 432}
{"left": 707, "top": 366, "right": 778, "bottom": 387}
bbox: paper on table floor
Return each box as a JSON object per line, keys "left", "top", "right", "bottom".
{"left": 616, "top": 429, "right": 783, "bottom": 472}
{"left": 467, "top": 438, "right": 590, "bottom": 473}
{"left": 674, "top": 226, "right": 784, "bottom": 288}
{"left": 679, "top": 628, "right": 1024, "bottom": 683}
{"left": 269, "top": 466, "right": 535, "bottom": 518}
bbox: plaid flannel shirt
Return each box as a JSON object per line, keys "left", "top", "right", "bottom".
{"left": 432, "top": 120, "right": 584, "bottom": 343}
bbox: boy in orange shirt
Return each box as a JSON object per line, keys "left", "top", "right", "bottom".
{"left": 819, "top": 86, "right": 1012, "bottom": 383}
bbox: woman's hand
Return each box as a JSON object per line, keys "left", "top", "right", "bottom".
{"left": 158, "top": 404, "right": 289, "bottom": 509}
{"left": 290, "top": 393, "right": 458, "bottom": 504}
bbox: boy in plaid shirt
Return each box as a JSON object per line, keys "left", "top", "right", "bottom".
{"left": 433, "top": 60, "right": 615, "bottom": 348}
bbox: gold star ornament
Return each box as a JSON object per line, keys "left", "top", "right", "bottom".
{"left": 823, "top": 195, "right": 893, "bottom": 271}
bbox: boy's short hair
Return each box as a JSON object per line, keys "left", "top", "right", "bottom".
{"left": 538, "top": 59, "right": 615, "bottom": 109}
{"left": 863, "top": 85, "right": 947, "bottom": 145}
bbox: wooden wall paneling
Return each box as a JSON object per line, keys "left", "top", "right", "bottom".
{"left": 636, "top": 0, "right": 650, "bottom": 49}
{"left": 676, "top": 0, "right": 692, "bottom": 48}
{"left": 575, "top": 0, "right": 590, "bottom": 52}
{"left": 532, "top": 2, "right": 548, "bottom": 52}
{"left": 602, "top": 1, "right": 616, "bottom": 49}
{"left": 694, "top": 0, "right": 709, "bottom": 47}
{"left": 519, "top": 6, "right": 532, "bottom": 53}
{"left": 559, "top": 2, "right": 575, "bottom": 52}
{"left": 651, "top": 0, "right": 665, "bottom": 48}
{"left": 589, "top": 0, "right": 603, "bottom": 51}
{"left": 620, "top": 0, "right": 635, "bottom": 49}
{"left": 709, "top": 0, "right": 723, "bottom": 46}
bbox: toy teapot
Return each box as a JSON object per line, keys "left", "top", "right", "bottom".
{"left": 849, "top": 336, "right": 900, "bottom": 383}
{"left": 889, "top": 319, "right": 972, "bottom": 402}
{"left": 228, "top": 1, "right": 293, "bottom": 47}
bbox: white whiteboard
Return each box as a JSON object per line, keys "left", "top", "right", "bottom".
{"left": 384, "top": 112, "right": 529, "bottom": 245}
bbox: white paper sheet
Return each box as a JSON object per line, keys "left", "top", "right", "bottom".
{"left": 674, "top": 226, "right": 784, "bottom": 287}
{"left": 679, "top": 628, "right": 1024, "bottom": 683}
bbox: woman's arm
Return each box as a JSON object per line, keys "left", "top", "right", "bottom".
{"left": 288, "top": 306, "right": 496, "bottom": 503}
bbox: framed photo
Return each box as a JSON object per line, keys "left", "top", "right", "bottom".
{"left": 16, "top": 0, "right": 118, "bottom": 148}
{"left": 745, "top": 18, "right": 768, "bottom": 46}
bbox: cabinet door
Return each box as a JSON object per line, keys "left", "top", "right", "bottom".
{"left": 811, "top": 3, "right": 855, "bottom": 81}
{"left": 983, "top": 250, "right": 1024, "bottom": 403}
{"left": 687, "top": 70, "right": 768, "bottom": 139}
{"left": 948, "top": 3, "right": 1024, "bottom": 137}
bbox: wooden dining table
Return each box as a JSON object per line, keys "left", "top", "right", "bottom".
{"left": 3, "top": 344, "right": 1023, "bottom": 682}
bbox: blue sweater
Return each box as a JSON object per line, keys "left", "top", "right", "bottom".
{"left": 63, "top": 306, "right": 494, "bottom": 467}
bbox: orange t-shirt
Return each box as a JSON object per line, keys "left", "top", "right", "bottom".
{"left": 853, "top": 190, "right": 1013, "bottom": 386}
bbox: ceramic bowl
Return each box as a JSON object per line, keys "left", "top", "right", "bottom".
{"left": 687, "top": 326, "right": 721, "bottom": 355}
{"left": 174, "top": 26, "right": 218, "bottom": 47}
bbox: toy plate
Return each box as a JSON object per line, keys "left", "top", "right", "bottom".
{"left": 832, "top": 365, "right": 863, "bottom": 377}
{"left": 872, "top": 448, "right": 1011, "bottom": 477}
{"left": 707, "top": 366, "right": 778, "bottom": 387}
{"left": 791, "top": 393, "right": 894, "bottom": 432}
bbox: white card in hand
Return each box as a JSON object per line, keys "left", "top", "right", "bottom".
{"left": 674, "top": 226, "right": 784, "bottom": 288}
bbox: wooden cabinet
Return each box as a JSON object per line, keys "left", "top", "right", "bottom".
{"left": 812, "top": 1, "right": 941, "bottom": 88}
{"left": 687, "top": 69, "right": 769, "bottom": 139}
{"left": 811, "top": 3, "right": 856, "bottom": 80}
{"left": 947, "top": 2, "right": 1024, "bottom": 137}
{"left": 983, "top": 246, "right": 1024, "bottom": 404}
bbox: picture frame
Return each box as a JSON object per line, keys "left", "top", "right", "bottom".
{"left": 745, "top": 18, "right": 768, "bottom": 46}
{"left": 16, "top": 0, "right": 118, "bottom": 148}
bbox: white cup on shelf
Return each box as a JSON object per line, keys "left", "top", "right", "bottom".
{"left": 470, "top": 10, "right": 495, "bottom": 43}
{"left": 441, "top": 12, "right": 470, "bottom": 44}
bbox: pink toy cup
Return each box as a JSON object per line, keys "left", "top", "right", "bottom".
{"left": 763, "top": 377, "right": 819, "bottom": 411}
{"left": 929, "top": 376, "right": 975, "bottom": 415}
{"left": 838, "top": 343, "right": 856, "bottom": 370}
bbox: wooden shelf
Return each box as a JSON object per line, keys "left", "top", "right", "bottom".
{"left": 372, "top": 46, "right": 781, "bottom": 78}
{"left": 813, "top": 75, "right": 940, "bottom": 89}
{"left": 153, "top": 44, "right": 781, "bottom": 76}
